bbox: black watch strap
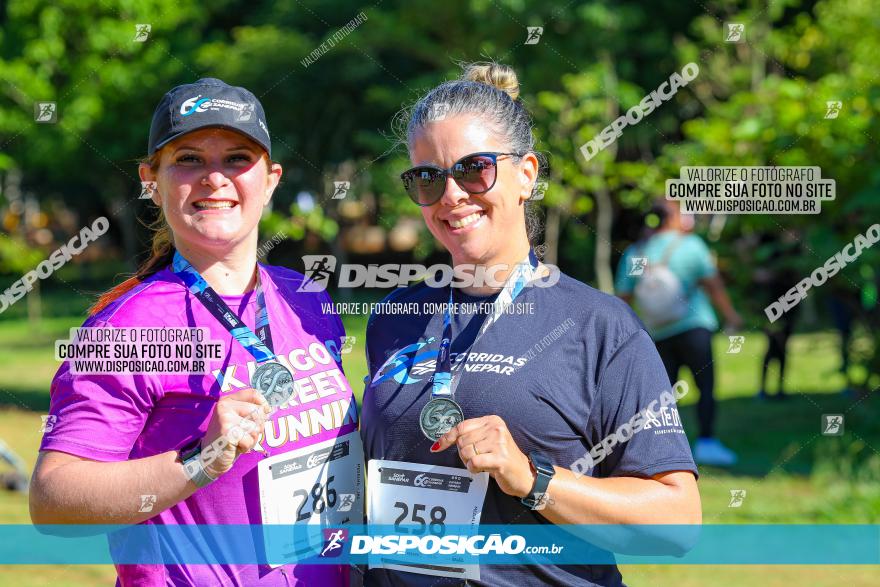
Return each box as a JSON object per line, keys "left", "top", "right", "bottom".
{"left": 178, "top": 439, "right": 216, "bottom": 488}
{"left": 178, "top": 439, "right": 202, "bottom": 462}
{"left": 521, "top": 451, "right": 555, "bottom": 510}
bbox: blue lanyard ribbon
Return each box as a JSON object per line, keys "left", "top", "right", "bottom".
{"left": 171, "top": 251, "right": 275, "bottom": 363}
{"left": 431, "top": 249, "right": 540, "bottom": 397}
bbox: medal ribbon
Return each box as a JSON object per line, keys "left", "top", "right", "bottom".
{"left": 171, "top": 251, "right": 276, "bottom": 363}
{"left": 431, "top": 249, "right": 540, "bottom": 398}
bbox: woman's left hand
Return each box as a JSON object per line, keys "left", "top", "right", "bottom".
{"left": 431, "top": 415, "right": 535, "bottom": 499}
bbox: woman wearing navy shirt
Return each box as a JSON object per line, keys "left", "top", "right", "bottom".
{"left": 360, "top": 62, "right": 701, "bottom": 586}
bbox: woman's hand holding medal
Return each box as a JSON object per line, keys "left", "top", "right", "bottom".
{"left": 431, "top": 415, "right": 536, "bottom": 499}
{"left": 200, "top": 388, "right": 271, "bottom": 479}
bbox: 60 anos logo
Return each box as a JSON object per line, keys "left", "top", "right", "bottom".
{"left": 180, "top": 95, "right": 212, "bottom": 116}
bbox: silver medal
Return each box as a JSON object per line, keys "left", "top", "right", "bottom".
{"left": 251, "top": 362, "right": 294, "bottom": 408}
{"left": 419, "top": 397, "right": 464, "bottom": 441}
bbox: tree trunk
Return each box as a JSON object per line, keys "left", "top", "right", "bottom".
{"left": 593, "top": 51, "right": 619, "bottom": 294}
{"left": 593, "top": 188, "right": 614, "bottom": 293}
{"left": 112, "top": 189, "right": 138, "bottom": 273}
{"left": 544, "top": 205, "right": 560, "bottom": 265}
{"left": 27, "top": 277, "right": 42, "bottom": 326}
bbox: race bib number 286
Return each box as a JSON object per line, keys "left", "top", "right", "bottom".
{"left": 258, "top": 432, "right": 364, "bottom": 566}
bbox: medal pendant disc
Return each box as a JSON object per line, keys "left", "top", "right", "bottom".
{"left": 252, "top": 362, "right": 294, "bottom": 408}
{"left": 419, "top": 397, "right": 464, "bottom": 441}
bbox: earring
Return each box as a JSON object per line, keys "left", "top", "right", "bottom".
{"left": 528, "top": 181, "right": 546, "bottom": 202}
{"left": 139, "top": 181, "right": 157, "bottom": 200}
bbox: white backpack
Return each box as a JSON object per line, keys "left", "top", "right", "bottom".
{"left": 633, "top": 236, "right": 689, "bottom": 328}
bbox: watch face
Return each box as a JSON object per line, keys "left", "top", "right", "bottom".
{"left": 530, "top": 451, "right": 554, "bottom": 476}
{"left": 179, "top": 446, "right": 201, "bottom": 463}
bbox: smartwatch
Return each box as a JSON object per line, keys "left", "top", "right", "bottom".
{"left": 178, "top": 442, "right": 216, "bottom": 488}
{"left": 521, "top": 451, "right": 555, "bottom": 510}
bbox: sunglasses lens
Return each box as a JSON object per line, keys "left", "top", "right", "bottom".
{"left": 402, "top": 154, "right": 503, "bottom": 205}
{"left": 403, "top": 168, "right": 445, "bottom": 205}
{"left": 453, "top": 154, "right": 496, "bottom": 193}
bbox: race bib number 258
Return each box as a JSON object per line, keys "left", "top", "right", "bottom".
{"left": 367, "top": 459, "right": 488, "bottom": 581}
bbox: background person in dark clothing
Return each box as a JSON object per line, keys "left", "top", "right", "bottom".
{"left": 753, "top": 232, "right": 801, "bottom": 400}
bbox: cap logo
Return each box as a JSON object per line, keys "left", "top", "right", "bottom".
{"left": 180, "top": 95, "right": 212, "bottom": 116}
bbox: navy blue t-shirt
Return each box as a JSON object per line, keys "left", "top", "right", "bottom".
{"left": 360, "top": 273, "right": 697, "bottom": 587}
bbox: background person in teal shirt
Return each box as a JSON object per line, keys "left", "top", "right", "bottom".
{"left": 616, "top": 200, "right": 742, "bottom": 466}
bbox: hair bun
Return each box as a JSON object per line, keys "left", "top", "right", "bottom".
{"left": 462, "top": 62, "right": 520, "bottom": 101}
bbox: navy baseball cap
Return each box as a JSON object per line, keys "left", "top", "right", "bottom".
{"left": 148, "top": 78, "right": 272, "bottom": 157}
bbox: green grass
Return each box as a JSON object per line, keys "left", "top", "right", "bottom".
{"left": 0, "top": 316, "right": 88, "bottom": 411}
{"left": 1, "top": 311, "right": 878, "bottom": 585}
{"left": 619, "top": 565, "right": 880, "bottom": 587}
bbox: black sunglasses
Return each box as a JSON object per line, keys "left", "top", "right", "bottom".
{"left": 400, "top": 152, "right": 523, "bottom": 206}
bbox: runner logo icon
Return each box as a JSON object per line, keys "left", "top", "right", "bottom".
{"left": 320, "top": 529, "right": 348, "bottom": 557}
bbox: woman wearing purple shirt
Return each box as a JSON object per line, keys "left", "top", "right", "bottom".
{"left": 29, "top": 79, "right": 361, "bottom": 586}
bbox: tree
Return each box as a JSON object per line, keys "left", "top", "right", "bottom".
{"left": 658, "top": 0, "right": 880, "bottom": 389}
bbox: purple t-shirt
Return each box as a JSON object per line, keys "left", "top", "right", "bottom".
{"left": 41, "top": 264, "right": 359, "bottom": 586}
